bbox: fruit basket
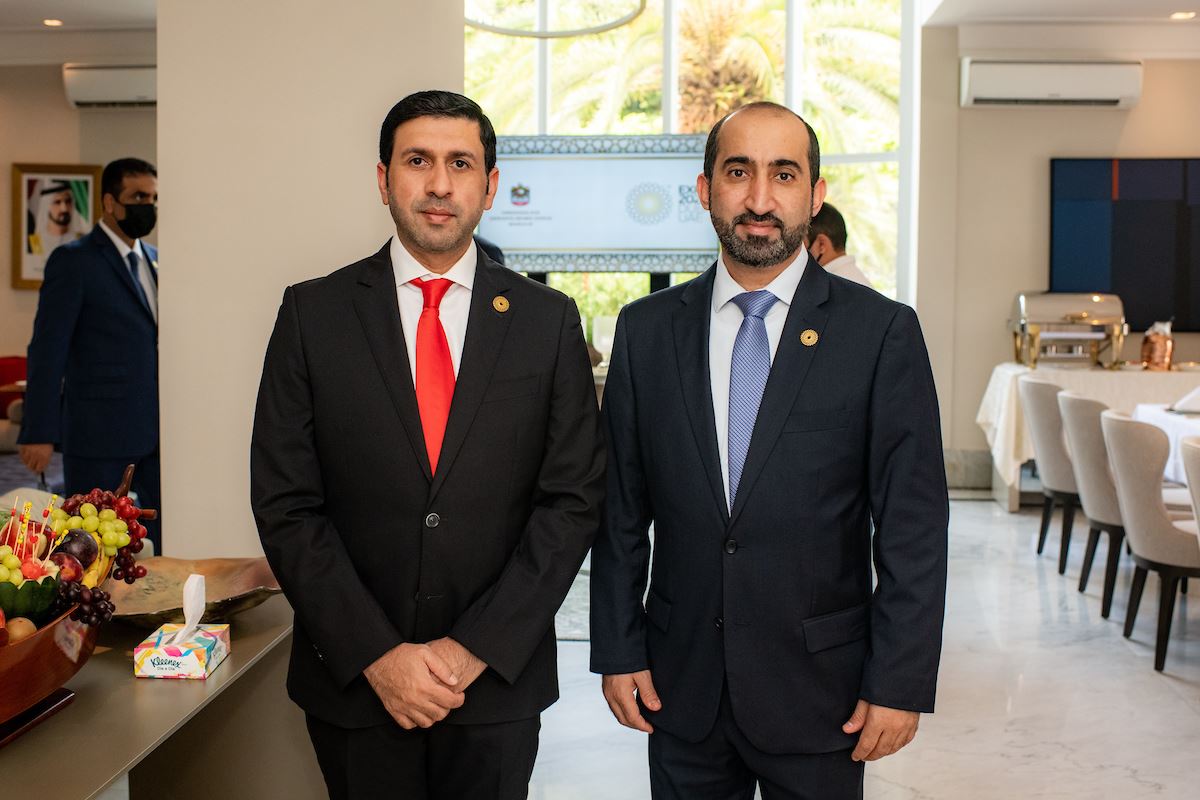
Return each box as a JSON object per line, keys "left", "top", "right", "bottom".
{"left": 0, "top": 608, "right": 99, "bottom": 740}
{"left": 0, "top": 467, "right": 154, "bottom": 745}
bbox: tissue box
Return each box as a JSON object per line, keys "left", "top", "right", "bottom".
{"left": 134, "top": 623, "right": 231, "bottom": 679}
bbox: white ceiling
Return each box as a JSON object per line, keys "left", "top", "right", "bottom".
{"left": 926, "top": 0, "right": 1200, "bottom": 25}
{"left": 0, "top": 1, "right": 1195, "bottom": 33}
{"left": 0, "top": 0, "right": 155, "bottom": 32}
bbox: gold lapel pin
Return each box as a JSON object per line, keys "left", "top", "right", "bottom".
{"left": 800, "top": 329, "right": 819, "bottom": 347}
{"left": 493, "top": 296, "right": 510, "bottom": 313}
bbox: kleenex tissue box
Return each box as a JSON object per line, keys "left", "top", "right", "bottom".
{"left": 133, "top": 623, "right": 230, "bottom": 679}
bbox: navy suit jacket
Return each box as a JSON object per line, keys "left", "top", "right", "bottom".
{"left": 590, "top": 261, "right": 948, "bottom": 754}
{"left": 20, "top": 225, "right": 159, "bottom": 459}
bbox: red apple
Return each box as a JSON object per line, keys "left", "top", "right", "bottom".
{"left": 49, "top": 551, "right": 85, "bottom": 582}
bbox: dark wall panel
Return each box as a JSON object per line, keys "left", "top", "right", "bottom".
{"left": 1051, "top": 158, "right": 1199, "bottom": 332}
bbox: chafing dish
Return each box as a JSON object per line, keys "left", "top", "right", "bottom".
{"left": 1009, "top": 292, "right": 1127, "bottom": 368}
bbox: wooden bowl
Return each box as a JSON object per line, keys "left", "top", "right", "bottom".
{"left": 0, "top": 608, "right": 99, "bottom": 727}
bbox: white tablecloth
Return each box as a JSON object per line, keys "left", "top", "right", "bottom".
{"left": 1132, "top": 404, "right": 1200, "bottom": 485}
{"left": 976, "top": 363, "right": 1200, "bottom": 488}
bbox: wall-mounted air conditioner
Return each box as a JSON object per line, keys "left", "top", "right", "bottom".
{"left": 960, "top": 59, "right": 1142, "bottom": 109}
{"left": 63, "top": 64, "right": 156, "bottom": 109}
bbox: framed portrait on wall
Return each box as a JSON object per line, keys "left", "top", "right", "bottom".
{"left": 11, "top": 163, "right": 102, "bottom": 289}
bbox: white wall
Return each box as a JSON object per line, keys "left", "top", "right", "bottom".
{"left": 157, "top": 0, "right": 466, "bottom": 557}
{"left": 918, "top": 37, "right": 1200, "bottom": 461}
{"left": 0, "top": 66, "right": 80, "bottom": 355}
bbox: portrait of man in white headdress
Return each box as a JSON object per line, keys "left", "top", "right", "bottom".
{"left": 27, "top": 178, "right": 90, "bottom": 254}
{"left": 13, "top": 167, "right": 99, "bottom": 288}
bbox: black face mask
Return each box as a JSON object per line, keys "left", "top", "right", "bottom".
{"left": 115, "top": 202, "right": 156, "bottom": 239}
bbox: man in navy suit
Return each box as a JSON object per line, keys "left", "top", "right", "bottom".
{"left": 590, "top": 103, "right": 948, "bottom": 798}
{"left": 20, "top": 158, "right": 161, "bottom": 552}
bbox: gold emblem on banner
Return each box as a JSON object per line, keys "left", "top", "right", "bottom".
{"left": 800, "top": 329, "right": 819, "bottom": 347}
{"left": 493, "top": 296, "right": 510, "bottom": 313}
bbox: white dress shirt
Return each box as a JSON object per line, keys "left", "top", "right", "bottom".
{"left": 391, "top": 236, "right": 476, "bottom": 383}
{"left": 710, "top": 249, "right": 808, "bottom": 510}
{"left": 823, "top": 253, "right": 872, "bottom": 288}
{"left": 99, "top": 219, "right": 158, "bottom": 322}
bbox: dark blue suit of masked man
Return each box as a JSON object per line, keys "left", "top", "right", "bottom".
{"left": 20, "top": 223, "right": 161, "bottom": 551}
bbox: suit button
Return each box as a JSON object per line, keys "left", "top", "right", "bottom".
{"left": 714, "top": 617, "right": 723, "bottom": 631}
{"left": 425, "top": 513, "right": 440, "bottom": 529}
{"left": 724, "top": 539, "right": 737, "bottom": 554}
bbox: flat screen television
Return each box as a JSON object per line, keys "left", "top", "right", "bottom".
{"left": 1050, "top": 158, "right": 1200, "bottom": 332}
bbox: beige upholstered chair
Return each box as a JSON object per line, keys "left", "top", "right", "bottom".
{"left": 1058, "top": 392, "right": 1126, "bottom": 617}
{"left": 1019, "top": 377, "right": 1079, "bottom": 574}
{"left": 1102, "top": 411, "right": 1200, "bottom": 671}
{"left": 1059, "top": 392, "right": 1194, "bottom": 617}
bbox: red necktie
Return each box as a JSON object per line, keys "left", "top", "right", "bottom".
{"left": 412, "top": 278, "right": 456, "bottom": 473}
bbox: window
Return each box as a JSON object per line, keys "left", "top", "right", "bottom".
{"left": 466, "top": 0, "right": 905, "bottom": 301}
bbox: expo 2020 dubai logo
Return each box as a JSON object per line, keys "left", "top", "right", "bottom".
{"left": 625, "top": 183, "right": 671, "bottom": 225}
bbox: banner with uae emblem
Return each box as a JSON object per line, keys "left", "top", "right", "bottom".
{"left": 477, "top": 135, "right": 718, "bottom": 273}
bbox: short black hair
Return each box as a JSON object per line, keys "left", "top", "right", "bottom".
{"left": 703, "top": 102, "right": 820, "bottom": 188}
{"left": 101, "top": 158, "right": 156, "bottom": 200}
{"left": 379, "top": 90, "right": 497, "bottom": 174}
{"left": 808, "top": 202, "right": 848, "bottom": 251}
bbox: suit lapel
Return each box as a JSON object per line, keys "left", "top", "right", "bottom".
{"left": 351, "top": 244, "right": 432, "bottom": 481}
{"left": 728, "top": 260, "right": 831, "bottom": 527}
{"left": 428, "top": 251, "right": 514, "bottom": 501}
{"left": 92, "top": 226, "right": 155, "bottom": 322}
{"left": 672, "top": 266, "right": 730, "bottom": 523}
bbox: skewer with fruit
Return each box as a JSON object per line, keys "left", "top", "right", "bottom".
{"left": 0, "top": 465, "right": 155, "bottom": 646}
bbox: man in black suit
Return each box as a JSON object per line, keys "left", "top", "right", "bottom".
{"left": 590, "top": 102, "right": 948, "bottom": 798}
{"left": 251, "top": 91, "right": 604, "bottom": 799}
{"left": 20, "top": 158, "right": 162, "bottom": 552}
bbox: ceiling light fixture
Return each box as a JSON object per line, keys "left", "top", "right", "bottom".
{"left": 43, "top": 19, "right": 64, "bottom": 27}
{"left": 1170, "top": 11, "right": 1197, "bottom": 20}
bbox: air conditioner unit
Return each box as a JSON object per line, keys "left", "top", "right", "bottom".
{"left": 960, "top": 59, "right": 1142, "bottom": 108}
{"left": 62, "top": 64, "right": 156, "bottom": 109}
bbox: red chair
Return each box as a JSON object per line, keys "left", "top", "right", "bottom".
{"left": 0, "top": 356, "right": 26, "bottom": 420}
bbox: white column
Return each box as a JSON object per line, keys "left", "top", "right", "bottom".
{"left": 156, "top": 0, "right": 466, "bottom": 557}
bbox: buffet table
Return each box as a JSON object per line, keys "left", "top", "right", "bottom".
{"left": 1132, "top": 404, "right": 1200, "bottom": 485}
{"left": 1, "top": 595, "right": 324, "bottom": 799}
{"left": 977, "top": 363, "right": 1200, "bottom": 510}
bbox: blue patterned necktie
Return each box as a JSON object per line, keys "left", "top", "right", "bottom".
{"left": 727, "top": 290, "right": 779, "bottom": 508}
{"left": 126, "top": 251, "right": 151, "bottom": 312}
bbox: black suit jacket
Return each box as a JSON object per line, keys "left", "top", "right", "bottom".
{"left": 590, "top": 261, "right": 948, "bottom": 754}
{"left": 20, "top": 225, "right": 159, "bottom": 458}
{"left": 251, "top": 243, "right": 604, "bottom": 728}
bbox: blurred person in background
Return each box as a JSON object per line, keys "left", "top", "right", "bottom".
{"left": 19, "top": 158, "right": 161, "bottom": 554}
{"left": 805, "top": 202, "right": 872, "bottom": 288}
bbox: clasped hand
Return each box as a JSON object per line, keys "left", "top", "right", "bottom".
{"left": 364, "top": 638, "right": 486, "bottom": 730}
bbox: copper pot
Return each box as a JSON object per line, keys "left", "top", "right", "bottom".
{"left": 1141, "top": 333, "right": 1174, "bottom": 371}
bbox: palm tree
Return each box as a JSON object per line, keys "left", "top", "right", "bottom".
{"left": 677, "top": 0, "right": 786, "bottom": 133}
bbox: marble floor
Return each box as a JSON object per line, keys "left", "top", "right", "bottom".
{"left": 533, "top": 500, "right": 1200, "bottom": 799}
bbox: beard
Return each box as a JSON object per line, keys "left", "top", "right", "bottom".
{"left": 50, "top": 210, "right": 72, "bottom": 227}
{"left": 387, "top": 183, "right": 481, "bottom": 255}
{"left": 710, "top": 209, "right": 810, "bottom": 269}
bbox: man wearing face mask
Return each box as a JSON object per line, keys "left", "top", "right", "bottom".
{"left": 805, "top": 202, "right": 872, "bottom": 288}
{"left": 20, "top": 158, "right": 162, "bottom": 554}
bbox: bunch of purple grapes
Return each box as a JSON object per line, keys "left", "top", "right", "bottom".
{"left": 48, "top": 578, "right": 82, "bottom": 618}
{"left": 112, "top": 551, "right": 147, "bottom": 583}
{"left": 69, "top": 585, "right": 115, "bottom": 626}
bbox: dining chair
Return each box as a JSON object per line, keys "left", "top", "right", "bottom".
{"left": 1019, "top": 377, "right": 1079, "bottom": 573}
{"left": 1102, "top": 412, "right": 1200, "bottom": 671}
